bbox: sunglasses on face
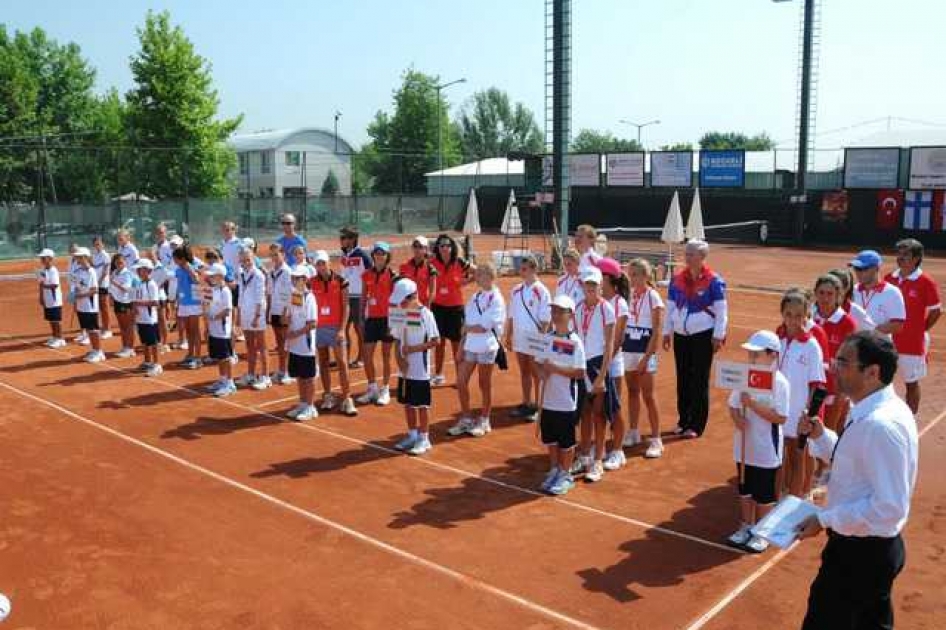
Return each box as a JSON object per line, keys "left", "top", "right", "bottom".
{"left": 281, "top": 221, "right": 294, "bottom": 226}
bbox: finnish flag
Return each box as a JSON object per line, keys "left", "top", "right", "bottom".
{"left": 903, "top": 191, "right": 932, "bottom": 230}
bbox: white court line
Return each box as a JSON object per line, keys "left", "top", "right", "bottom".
{"left": 0, "top": 379, "right": 601, "bottom": 630}
{"left": 684, "top": 404, "right": 946, "bottom": 630}
{"left": 22, "top": 341, "right": 742, "bottom": 556}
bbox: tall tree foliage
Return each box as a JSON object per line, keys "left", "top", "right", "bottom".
{"left": 457, "top": 88, "right": 542, "bottom": 160}
{"left": 571, "top": 129, "right": 643, "bottom": 153}
{"left": 125, "top": 11, "right": 241, "bottom": 198}
{"left": 698, "top": 131, "right": 775, "bottom": 151}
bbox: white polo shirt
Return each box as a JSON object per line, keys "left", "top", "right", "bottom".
{"left": 206, "top": 286, "right": 233, "bottom": 339}
{"left": 778, "top": 332, "right": 827, "bottom": 437}
{"left": 267, "top": 264, "right": 293, "bottom": 317}
{"left": 73, "top": 266, "right": 99, "bottom": 314}
{"left": 134, "top": 279, "right": 160, "bottom": 325}
{"left": 555, "top": 272, "right": 584, "bottom": 306}
{"left": 540, "top": 331, "right": 586, "bottom": 413}
{"left": 92, "top": 249, "right": 111, "bottom": 289}
{"left": 154, "top": 240, "right": 174, "bottom": 268}
{"left": 810, "top": 385, "right": 918, "bottom": 537}
{"left": 286, "top": 292, "right": 318, "bottom": 357}
{"left": 509, "top": 280, "right": 551, "bottom": 334}
{"left": 853, "top": 281, "right": 905, "bottom": 334}
{"left": 396, "top": 306, "right": 440, "bottom": 381}
{"left": 220, "top": 236, "right": 243, "bottom": 274}
{"left": 463, "top": 287, "right": 506, "bottom": 354}
{"left": 238, "top": 266, "right": 267, "bottom": 319}
{"left": 574, "top": 298, "right": 616, "bottom": 359}
{"left": 729, "top": 370, "right": 790, "bottom": 469}
{"left": 846, "top": 300, "right": 874, "bottom": 331}
{"left": 109, "top": 268, "right": 134, "bottom": 304}
{"left": 38, "top": 266, "right": 62, "bottom": 308}
{"left": 606, "top": 294, "right": 629, "bottom": 374}
{"left": 119, "top": 242, "right": 139, "bottom": 267}
{"left": 579, "top": 249, "right": 601, "bottom": 272}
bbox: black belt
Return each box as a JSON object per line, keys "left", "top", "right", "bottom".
{"left": 827, "top": 529, "right": 901, "bottom": 543}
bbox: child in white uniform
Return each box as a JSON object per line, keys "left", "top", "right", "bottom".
{"left": 506, "top": 255, "right": 551, "bottom": 422}
{"left": 598, "top": 257, "right": 630, "bottom": 470}
{"left": 72, "top": 248, "right": 105, "bottom": 363}
{"left": 37, "top": 249, "right": 65, "bottom": 347}
{"left": 91, "top": 236, "right": 113, "bottom": 339}
{"left": 285, "top": 266, "right": 319, "bottom": 421}
{"left": 132, "top": 259, "right": 162, "bottom": 377}
{"left": 204, "top": 265, "right": 236, "bottom": 397}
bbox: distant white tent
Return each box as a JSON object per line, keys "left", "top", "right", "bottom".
{"left": 686, "top": 188, "right": 706, "bottom": 241}
{"left": 111, "top": 192, "right": 155, "bottom": 202}
{"left": 500, "top": 189, "right": 522, "bottom": 235}
{"left": 661, "top": 191, "right": 685, "bottom": 244}
{"left": 462, "top": 188, "right": 481, "bottom": 235}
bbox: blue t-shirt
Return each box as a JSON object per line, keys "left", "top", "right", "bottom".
{"left": 277, "top": 234, "right": 307, "bottom": 266}
{"left": 175, "top": 260, "right": 203, "bottom": 306}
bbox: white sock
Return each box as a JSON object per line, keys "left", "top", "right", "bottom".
{"left": 409, "top": 428, "right": 419, "bottom": 439}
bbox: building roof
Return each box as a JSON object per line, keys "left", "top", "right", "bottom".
{"left": 229, "top": 127, "right": 354, "bottom": 154}
{"left": 847, "top": 129, "right": 946, "bottom": 148}
{"left": 426, "top": 157, "right": 524, "bottom": 177}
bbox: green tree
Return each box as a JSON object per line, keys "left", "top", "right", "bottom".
{"left": 659, "top": 142, "right": 694, "bottom": 151}
{"left": 125, "top": 11, "right": 241, "bottom": 199}
{"left": 320, "top": 169, "right": 340, "bottom": 197}
{"left": 362, "top": 68, "right": 461, "bottom": 193}
{"left": 456, "top": 88, "right": 542, "bottom": 160}
{"left": 698, "top": 131, "right": 775, "bottom": 151}
{"left": 570, "top": 129, "right": 642, "bottom": 153}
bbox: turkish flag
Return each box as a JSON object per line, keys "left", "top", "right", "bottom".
{"left": 876, "top": 189, "right": 903, "bottom": 230}
{"left": 747, "top": 368, "right": 774, "bottom": 392}
{"left": 933, "top": 190, "right": 946, "bottom": 232}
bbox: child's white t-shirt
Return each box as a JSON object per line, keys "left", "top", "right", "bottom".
{"left": 238, "top": 266, "right": 267, "bottom": 318}
{"left": 462, "top": 287, "right": 506, "bottom": 354}
{"left": 134, "top": 279, "right": 160, "bottom": 325}
{"left": 728, "top": 370, "right": 790, "bottom": 469}
{"left": 779, "top": 334, "right": 827, "bottom": 437}
{"left": 574, "top": 298, "right": 616, "bottom": 359}
{"left": 206, "top": 286, "right": 233, "bottom": 339}
{"left": 92, "top": 249, "right": 110, "bottom": 289}
{"left": 119, "top": 243, "right": 139, "bottom": 267}
{"left": 267, "top": 264, "right": 293, "bottom": 316}
{"left": 109, "top": 268, "right": 134, "bottom": 304}
{"left": 606, "top": 294, "right": 629, "bottom": 374}
{"left": 395, "top": 306, "right": 440, "bottom": 381}
{"left": 540, "top": 331, "right": 586, "bottom": 413}
{"left": 73, "top": 266, "right": 99, "bottom": 314}
{"left": 38, "top": 266, "right": 63, "bottom": 308}
{"left": 509, "top": 280, "right": 552, "bottom": 335}
{"left": 555, "top": 273, "right": 584, "bottom": 306}
{"left": 286, "top": 292, "right": 318, "bottom": 357}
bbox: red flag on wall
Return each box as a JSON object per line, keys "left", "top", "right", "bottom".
{"left": 876, "top": 189, "right": 903, "bottom": 230}
{"left": 933, "top": 190, "right": 946, "bottom": 232}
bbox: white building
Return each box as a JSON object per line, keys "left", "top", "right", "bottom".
{"left": 229, "top": 127, "right": 354, "bottom": 197}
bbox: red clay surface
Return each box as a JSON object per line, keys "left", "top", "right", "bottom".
{"left": 0, "top": 234, "right": 944, "bottom": 629}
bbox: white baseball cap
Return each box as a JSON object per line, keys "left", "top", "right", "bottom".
{"left": 73, "top": 247, "right": 91, "bottom": 258}
{"left": 551, "top": 294, "right": 576, "bottom": 311}
{"left": 203, "top": 263, "right": 227, "bottom": 277}
{"left": 741, "top": 330, "right": 781, "bottom": 353}
{"left": 313, "top": 249, "right": 330, "bottom": 264}
{"left": 390, "top": 278, "right": 418, "bottom": 305}
{"left": 37, "top": 248, "right": 55, "bottom": 258}
{"left": 580, "top": 266, "right": 603, "bottom": 285}
{"left": 412, "top": 235, "right": 429, "bottom": 248}
{"left": 290, "top": 265, "right": 311, "bottom": 278}
{"left": 241, "top": 237, "right": 256, "bottom": 251}
{"left": 133, "top": 259, "right": 155, "bottom": 271}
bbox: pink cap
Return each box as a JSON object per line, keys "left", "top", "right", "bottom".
{"left": 595, "top": 257, "right": 622, "bottom": 278}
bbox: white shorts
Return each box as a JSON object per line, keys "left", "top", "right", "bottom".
{"left": 512, "top": 329, "right": 540, "bottom": 356}
{"left": 463, "top": 349, "right": 498, "bottom": 365}
{"left": 623, "top": 352, "right": 658, "bottom": 374}
{"left": 177, "top": 303, "right": 203, "bottom": 318}
{"left": 239, "top": 309, "right": 266, "bottom": 332}
{"left": 609, "top": 352, "right": 625, "bottom": 377}
{"left": 898, "top": 354, "right": 927, "bottom": 384}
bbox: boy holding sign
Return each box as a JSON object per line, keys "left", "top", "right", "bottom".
{"left": 726, "top": 330, "right": 790, "bottom": 553}
{"left": 537, "top": 295, "right": 586, "bottom": 496}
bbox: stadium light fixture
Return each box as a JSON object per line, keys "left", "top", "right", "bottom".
{"left": 618, "top": 119, "right": 661, "bottom": 146}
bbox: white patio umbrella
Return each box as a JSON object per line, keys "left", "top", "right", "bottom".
{"left": 686, "top": 187, "right": 706, "bottom": 241}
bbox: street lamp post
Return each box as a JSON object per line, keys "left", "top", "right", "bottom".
{"left": 334, "top": 111, "right": 342, "bottom": 154}
{"left": 618, "top": 119, "right": 661, "bottom": 146}
{"left": 434, "top": 78, "right": 466, "bottom": 229}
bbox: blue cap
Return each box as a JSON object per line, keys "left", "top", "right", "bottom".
{"left": 372, "top": 241, "right": 391, "bottom": 254}
{"left": 850, "top": 250, "right": 882, "bottom": 270}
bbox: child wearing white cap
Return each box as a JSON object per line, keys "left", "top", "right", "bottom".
{"left": 37, "top": 249, "right": 66, "bottom": 348}
{"left": 727, "top": 330, "right": 790, "bottom": 554}
{"left": 537, "top": 294, "right": 586, "bottom": 496}
{"left": 285, "top": 266, "right": 319, "bottom": 421}
{"left": 132, "top": 259, "right": 162, "bottom": 377}
{"left": 204, "top": 264, "right": 236, "bottom": 396}
{"left": 236, "top": 247, "right": 270, "bottom": 390}
{"left": 391, "top": 278, "right": 440, "bottom": 455}
{"left": 72, "top": 248, "right": 105, "bottom": 363}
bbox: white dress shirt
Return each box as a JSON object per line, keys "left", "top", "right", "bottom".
{"left": 810, "top": 385, "right": 918, "bottom": 537}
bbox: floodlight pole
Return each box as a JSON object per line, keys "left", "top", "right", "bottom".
{"left": 435, "top": 78, "right": 466, "bottom": 230}
{"left": 619, "top": 119, "right": 661, "bottom": 147}
{"left": 797, "top": 0, "right": 814, "bottom": 194}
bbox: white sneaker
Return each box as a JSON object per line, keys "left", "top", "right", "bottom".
{"left": 340, "top": 396, "right": 358, "bottom": 417}
{"left": 205, "top": 379, "right": 224, "bottom": 393}
{"left": 45, "top": 337, "right": 56, "bottom": 347}
{"left": 409, "top": 436, "right": 432, "bottom": 456}
{"left": 584, "top": 461, "right": 605, "bottom": 483}
{"left": 146, "top": 364, "right": 164, "bottom": 377}
{"left": 602, "top": 450, "right": 626, "bottom": 471}
{"left": 644, "top": 438, "right": 664, "bottom": 459}
{"left": 295, "top": 405, "right": 318, "bottom": 421}
{"left": 727, "top": 524, "right": 753, "bottom": 548}
{"left": 177, "top": 340, "right": 189, "bottom": 351}
{"left": 85, "top": 350, "right": 106, "bottom": 364}
{"left": 431, "top": 374, "right": 446, "bottom": 387}
{"left": 76, "top": 331, "right": 88, "bottom": 344}
{"left": 251, "top": 375, "right": 272, "bottom": 391}
{"left": 100, "top": 330, "right": 113, "bottom": 339}
{"left": 623, "top": 429, "right": 641, "bottom": 448}
{"left": 320, "top": 393, "right": 337, "bottom": 411}
{"left": 277, "top": 372, "right": 294, "bottom": 386}
{"left": 468, "top": 417, "right": 492, "bottom": 438}
{"left": 214, "top": 381, "right": 237, "bottom": 397}
{"left": 447, "top": 417, "right": 475, "bottom": 436}
{"left": 286, "top": 402, "right": 307, "bottom": 420}
{"left": 49, "top": 338, "right": 67, "bottom": 349}
{"left": 229, "top": 354, "right": 239, "bottom": 366}
{"left": 115, "top": 347, "right": 135, "bottom": 359}
{"left": 375, "top": 386, "right": 391, "bottom": 406}
{"left": 744, "top": 535, "right": 769, "bottom": 554}
{"left": 236, "top": 374, "right": 255, "bottom": 388}
{"left": 394, "top": 434, "right": 417, "bottom": 451}
{"left": 356, "top": 386, "right": 379, "bottom": 405}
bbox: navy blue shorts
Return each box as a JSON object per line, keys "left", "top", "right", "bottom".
{"left": 364, "top": 317, "right": 393, "bottom": 344}
{"left": 78, "top": 311, "right": 99, "bottom": 331}
{"left": 113, "top": 301, "right": 132, "bottom": 315}
{"left": 44, "top": 306, "right": 62, "bottom": 322}
{"left": 270, "top": 314, "right": 286, "bottom": 328}
{"left": 288, "top": 352, "right": 317, "bottom": 379}
{"left": 578, "top": 355, "right": 621, "bottom": 423}
{"left": 137, "top": 323, "right": 159, "bottom": 347}
{"left": 231, "top": 284, "right": 240, "bottom": 308}
{"left": 737, "top": 464, "right": 779, "bottom": 505}
{"left": 540, "top": 408, "right": 579, "bottom": 449}
{"left": 397, "top": 377, "right": 432, "bottom": 408}
{"left": 208, "top": 336, "right": 233, "bottom": 361}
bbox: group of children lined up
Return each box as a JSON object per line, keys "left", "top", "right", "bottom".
{"left": 724, "top": 240, "right": 939, "bottom": 553}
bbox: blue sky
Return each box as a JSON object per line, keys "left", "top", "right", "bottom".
{"left": 4, "top": 0, "right": 945, "bottom": 150}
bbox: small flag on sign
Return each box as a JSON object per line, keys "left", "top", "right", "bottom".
{"left": 748, "top": 368, "right": 774, "bottom": 392}
{"left": 903, "top": 190, "right": 933, "bottom": 230}
{"left": 551, "top": 338, "right": 575, "bottom": 356}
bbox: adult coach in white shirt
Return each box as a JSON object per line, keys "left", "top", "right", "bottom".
{"left": 797, "top": 330, "right": 918, "bottom": 630}
{"left": 850, "top": 250, "right": 905, "bottom": 338}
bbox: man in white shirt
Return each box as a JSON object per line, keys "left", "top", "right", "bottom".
{"left": 850, "top": 249, "right": 905, "bottom": 338}
{"left": 798, "top": 331, "right": 918, "bottom": 630}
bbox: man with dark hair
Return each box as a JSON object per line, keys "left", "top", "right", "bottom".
{"left": 339, "top": 226, "right": 371, "bottom": 368}
{"left": 798, "top": 330, "right": 918, "bottom": 630}
{"left": 884, "top": 238, "right": 941, "bottom": 414}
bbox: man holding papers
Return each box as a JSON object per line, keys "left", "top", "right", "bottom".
{"left": 797, "top": 330, "right": 918, "bottom": 630}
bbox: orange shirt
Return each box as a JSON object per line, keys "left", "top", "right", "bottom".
{"left": 361, "top": 266, "right": 397, "bottom": 319}
{"left": 398, "top": 258, "right": 438, "bottom": 306}
{"left": 431, "top": 257, "right": 470, "bottom": 308}
{"left": 311, "top": 271, "right": 348, "bottom": 328}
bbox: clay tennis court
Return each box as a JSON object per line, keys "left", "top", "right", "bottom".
{"left": 0, "top": 234, "right": 944, "bottom": 629}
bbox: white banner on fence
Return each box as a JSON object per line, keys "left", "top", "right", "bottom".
{"left": 541, "top": 154, "right": 601, "bottom": 187}
{"left": 908, "top": 147, "right": 946, "bottom": 190}
{"left": 606, "top": 153, "right": 645, "bottom": 187}
{"left": 651, "top": 151, "right": 693, "bottom": 187}
{"left": 843, "top": 148, "right": 901, "bottom": 189}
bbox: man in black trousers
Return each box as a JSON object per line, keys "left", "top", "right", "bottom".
{"left": 661, "top": 239, "right": 728, "bottom": 438}
{"left": 798, "top": 331, "right": 919, "bottom": 629}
